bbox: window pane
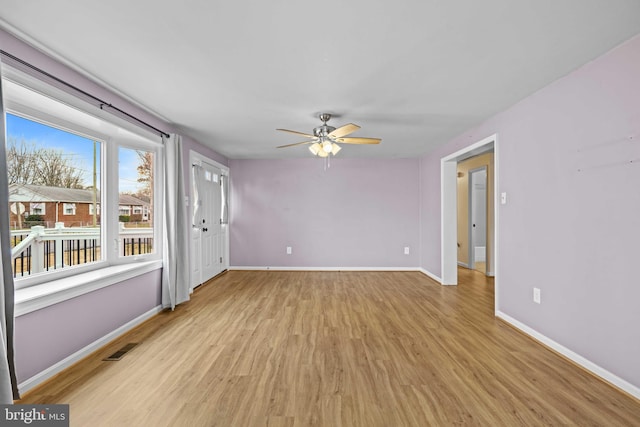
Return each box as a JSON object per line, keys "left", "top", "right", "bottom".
{"left": 6, "top": 113, "right": 102, "bottom": 277}
{"left": 119, "top": 147, "right": 154, "bottom": 257}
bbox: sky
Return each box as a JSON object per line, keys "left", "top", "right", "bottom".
{"left": 6, "top": 113, "right": 144, "bottom": 193}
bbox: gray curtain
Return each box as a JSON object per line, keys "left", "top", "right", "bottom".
{"left": 0, "top": 59, "right": 20, "bottom": 401}
{"left": 161, "top": 134, "right": 191, "bottom": 310}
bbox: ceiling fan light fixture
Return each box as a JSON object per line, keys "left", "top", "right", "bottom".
{"left": 309, "top": 142, "right": 321, "bottom": 155}
{"left": 322, "top": 140, "right": 333, "bottom": 153}
{"left": 331, "top": 143, "right": 341, "bottom": 155}
{"left": 317, "top": 148, "right": 329, "bottom": 158}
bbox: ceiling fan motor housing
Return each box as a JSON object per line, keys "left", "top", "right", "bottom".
{"left": 313, "top": 125, "right": 336, "bottom": 138}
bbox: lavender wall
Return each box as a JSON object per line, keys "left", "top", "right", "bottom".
{"left": 14, "top": 270, "right": 162, "bottom": 383}
{"left": 420, "top": 34, "right": 640, "bottom": 389}
{"left": 183, "top": 134, "right": 228, "bottom": 168}
{"left": 230, "top": 158, "right": 420, "bottom": 268}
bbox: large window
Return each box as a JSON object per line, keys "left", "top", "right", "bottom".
{"left": 3, "top": 67, "right": 162, "bottom": 288}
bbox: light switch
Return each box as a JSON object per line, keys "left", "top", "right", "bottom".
{"left": 533, "top": 288, "right": 541, "bottom": 304}
{"left": 286, "top": 246, "right": 292, "bottom": 255}
{"left": 501, "top": 192, "right": 507, "bottom": 205}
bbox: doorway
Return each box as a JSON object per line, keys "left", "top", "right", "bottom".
{"left": 190, "top": 151, "right": 229, "bottom": 288}
{"left": 440, "top": 134, "right": 499, "bottom": 311}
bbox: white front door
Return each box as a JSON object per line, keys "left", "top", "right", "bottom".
{"left": 189, "top": 151, "right": 229, "bottom": 288}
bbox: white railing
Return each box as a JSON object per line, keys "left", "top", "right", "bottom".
{"left": 11, "top": 222, "right": 153, "bottom": 276}
{"left": 117, "top": 222, "right": 154, "bottom": 257}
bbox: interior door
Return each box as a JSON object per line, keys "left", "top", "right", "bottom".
{"left": 469, "top": 167, "right": 487, "bottom": 272}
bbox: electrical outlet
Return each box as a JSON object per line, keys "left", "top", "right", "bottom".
{"left": 286, "top": 246, "right": 292, "bottom": 255}
{"left": 533, "top": 288, "right": 541, "bottom": 304}
{"left": 404, "top": 247, "right": 410, "bottom": 255}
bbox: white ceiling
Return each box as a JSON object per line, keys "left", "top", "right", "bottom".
{"left": 1, "top": 1, "right": 640, "bottom": 159}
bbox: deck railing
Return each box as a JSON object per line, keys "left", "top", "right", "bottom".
{"left": 11, "top": 223, "right": 153, "bottom": 277}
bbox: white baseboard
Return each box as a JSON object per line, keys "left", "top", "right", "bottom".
{"left": 496, "top": 311, "right": 640, "bottom": 401}
{"left": 457, "top": 262, "right": 469, "bottom": 268}
{"left": 230, "top": 266, "right": 447, "bottom": 286}
{"left": 419, "top": 268, "right": 443, "bottom": 284}
{"left": 18, "top": 305, "right": 163, "bottom": 395}
{"left": 230, "top": 266, "right": 421, "bottom": 272}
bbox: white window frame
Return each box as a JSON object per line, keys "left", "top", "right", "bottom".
{"left": 63, "top": 203, "right": 76, "bottom": 215}
{"left": 2, "top": 64, "right": 164, "bottom": 304}
{"left": 30, "top": 203, "right": 45, "bottom": 215}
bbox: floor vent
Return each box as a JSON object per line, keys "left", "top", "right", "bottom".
{"left": 103, "top": 343, "right": 138, "bottom": 361}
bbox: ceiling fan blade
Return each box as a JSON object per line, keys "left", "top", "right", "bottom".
{"left": 336, "top": 137, "right": 381, "bottom": 145}
{"left": 277, "top": 140, "right": 316, "bottom": 148}
{"left": 329, "top": 123, "right": 360, "bottom": 138}
{"left": 276, "top": 128, "right": 316, "bottom": 138}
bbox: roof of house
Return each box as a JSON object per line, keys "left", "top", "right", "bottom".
{"left": 8, "top": 184, "right": 149, "bottom": 206}
{"left": 118, "top": 193, "right": 150, "bottom": 207}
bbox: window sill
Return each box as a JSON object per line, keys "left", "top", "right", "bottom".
{"left": 15, "top": 260, "right": 163, "bottom": 317}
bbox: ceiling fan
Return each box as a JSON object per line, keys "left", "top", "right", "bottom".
{"left": 276, "top": 113, "right": 381, "bottom": 157}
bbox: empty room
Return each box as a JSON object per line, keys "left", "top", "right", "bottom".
{"left": 0, "top": 1, "right": 639, "bottom": 426}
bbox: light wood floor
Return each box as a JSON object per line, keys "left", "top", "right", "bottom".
{"left": 19, "top": 269, "right": 640, "bottom": 426}
{"left": 473, "top": 261, "right": 486, "bottom": 274}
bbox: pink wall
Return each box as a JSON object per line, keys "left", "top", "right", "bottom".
{"left": 419, "top": 34, "right": 640, "bottom": 389}
{"left": 229, "top": 158, "right": 420, "bottom": 268}
{"left": 14, "top": 270, "right": 162, "bottom": 383}
{"left": 182, "top": 134, "right": 228, "bottom": 167}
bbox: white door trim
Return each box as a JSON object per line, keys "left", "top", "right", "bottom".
{"left": 440, "top": 134, "right": 499, "bottom": 312}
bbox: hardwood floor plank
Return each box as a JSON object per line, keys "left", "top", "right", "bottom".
{"left": 18, "top": 269, "right": 640, "bottom": 426}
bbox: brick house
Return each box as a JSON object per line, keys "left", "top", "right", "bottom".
{"left": 9, "top": 184, "right": 150, "bottom": 228}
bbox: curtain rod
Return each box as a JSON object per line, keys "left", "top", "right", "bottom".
{"left": 0, "top": 49, "right": 170, "bottom": 138}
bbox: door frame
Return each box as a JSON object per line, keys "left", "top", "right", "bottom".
{"left": 468, "top": 166, "right": 488, "bottom": 271}
{"left": 440, "top": 134, "right": 499, "bottom": 311}
{"left": 189, "top": 150, "right": 230, "bottom": 288}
